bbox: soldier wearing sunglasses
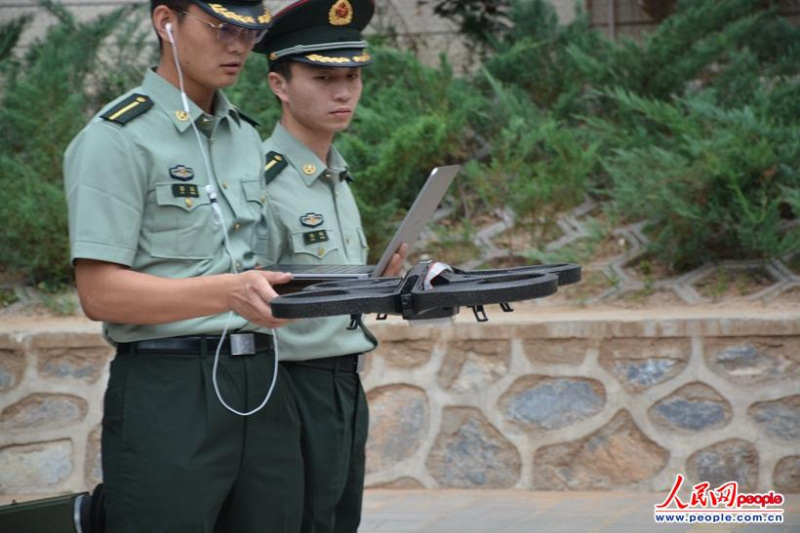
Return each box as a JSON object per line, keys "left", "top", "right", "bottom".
{"left": 63, "top": 1, "right": 304, "bottom": 531}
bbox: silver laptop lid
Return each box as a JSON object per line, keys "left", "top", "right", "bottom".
{"left": 371, "top": 165, "right": 460, "bottom": 276}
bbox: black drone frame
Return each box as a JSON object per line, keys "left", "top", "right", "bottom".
{"left": 271, "top": 261, "right": 582, "bottom": 323}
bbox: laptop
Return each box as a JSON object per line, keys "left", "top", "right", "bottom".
{"left": 263, "top": 164, "right": 460, "bottom": 283}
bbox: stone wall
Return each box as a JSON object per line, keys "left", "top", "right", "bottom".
{"left": 2, "top": 309, "right": 799, "bottom": 497}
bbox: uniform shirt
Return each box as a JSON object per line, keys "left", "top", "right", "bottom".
{"left": 65, "top": 69, "right": 270, "bottom": 343}
{"left": 262, "top": 123, "right": 376, "bottom": 361}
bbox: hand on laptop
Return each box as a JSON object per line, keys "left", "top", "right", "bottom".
{"left": 381, "top": 242, "right": 408, "bottom": 277}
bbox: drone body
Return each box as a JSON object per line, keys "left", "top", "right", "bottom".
{"left": 271, "top": 261, "right": 582, "bottom": 323}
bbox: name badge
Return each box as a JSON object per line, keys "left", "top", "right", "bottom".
{"left": 303, "top": 230, "right": 329, "bottom": 245}
{"left": 172, "top": 184, "right": 199, "bottom": 197}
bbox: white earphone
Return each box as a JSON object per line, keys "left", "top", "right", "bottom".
{"left": 161, "top": 11, "right": 278, "bottom": 417}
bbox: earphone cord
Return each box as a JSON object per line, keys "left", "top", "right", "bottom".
{"left": 169, "top": 26, "right": 278, "bottom": 417}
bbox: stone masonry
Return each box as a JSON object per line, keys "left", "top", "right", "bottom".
{"left": 4, "top": 309, "right": 798, "bottom": 497}
{"left": 362, "top": 312, "right": 800, "bottom": 493}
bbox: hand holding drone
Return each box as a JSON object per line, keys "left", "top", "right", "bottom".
{"left": 270, "top": 260, "right": 582, "bottom": 323}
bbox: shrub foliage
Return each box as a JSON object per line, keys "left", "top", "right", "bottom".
{"left": 1, "top": 0, "right": 798, "bottom": 286}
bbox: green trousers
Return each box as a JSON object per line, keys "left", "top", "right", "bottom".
{"left": 102, "top": 347, "right": 303, "bottom": 533}
{"left": 282, "top": 361, "right": 368, "bottom": 533}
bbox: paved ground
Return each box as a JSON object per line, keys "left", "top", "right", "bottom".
{"left": 361, "top": 490, "right": 800, "bottom": 533}
{"left": 2, "top": 489, "right": 797, "bottom": 531}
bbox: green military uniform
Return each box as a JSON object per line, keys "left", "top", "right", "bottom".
{"left": 263, "top": 122, "right": 377, "bottom": 360}
{"left": 263, "top": 123, "right": 374, "bottom": 533}
{"left": 255, "top": 0, "right": 376, "bottom": 531}
{"left": 64, "top": 66, "right": 302, "bottom": 532}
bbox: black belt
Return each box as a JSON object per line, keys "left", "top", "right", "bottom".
{"left": 283, "top": 353, "right": 363, "bottom": 373}
{"left": 117, "top": 333, "right": 273, "bottom": 356}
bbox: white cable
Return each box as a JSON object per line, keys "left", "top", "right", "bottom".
{"left": 170, "top": 29, "right": 276, "bottom": 416}
{"left": 211, "top": 313, "right": 280, "bottom": 417}
{"left": 169, "top": 37, "right": 229, "bottom": 244}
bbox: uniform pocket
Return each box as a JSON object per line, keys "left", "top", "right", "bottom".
{"left": 356, "top": 227, "right": 369, "bottom": 263}
{"left": 149, "top": 182, "right": 217, "bottom": 259}
{"left": 241, "top": 179, "right": 269, "bottom": 262}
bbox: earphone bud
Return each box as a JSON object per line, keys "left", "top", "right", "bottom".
{"left": 165, "top": 22, "right": 175, "bottom": 44}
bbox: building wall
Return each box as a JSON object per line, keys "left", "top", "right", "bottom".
{"left": 2, "top": 311, "right": 799, "bottom": 497}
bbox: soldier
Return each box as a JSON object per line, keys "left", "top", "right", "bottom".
{"left": 63, "top": 1, "right": 303, "bottom": 531}
{"left": 254, "top": 1, "right": 406, "bottom": 532}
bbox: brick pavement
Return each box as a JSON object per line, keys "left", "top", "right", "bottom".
{"left": 360, "top": 489, "right": 800, "bottom": 533}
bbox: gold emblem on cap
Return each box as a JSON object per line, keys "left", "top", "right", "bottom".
{"left": 175, "top": 110, "right": 189, "bottom": 121}
{"left": 303, "top": 164, "right": 317, "bottom": 175}
{"left": 317, "top": 247, "right": 325, "bottom": 257}
{"left": 329, "top": 0, "right": 353, "bottom": 26}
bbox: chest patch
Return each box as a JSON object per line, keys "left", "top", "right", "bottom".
{"left": 303, "top": 230, "right": 329, "bottom": 245}
{"left": 172, "top": 184, "right": 199, "bottom": 198}
{"left": 300, "top": 212, "right": 324, "bottom": 228}
{"left": 169, "top": 165, "right": 194, "bottom": 181}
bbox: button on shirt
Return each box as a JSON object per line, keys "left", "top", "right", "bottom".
{"left": 64, "top": 70, "right": 270, "bottom": 342}
{"left": 263, "top": 123, "right": 376, "bottom": 361}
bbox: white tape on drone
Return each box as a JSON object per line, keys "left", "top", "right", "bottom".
{"left": 423, "top": 262, "right": 453, "bottom": 290}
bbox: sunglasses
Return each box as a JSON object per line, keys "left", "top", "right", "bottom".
{"left": 172, "top": 9, "right": 267, "bottom": 45}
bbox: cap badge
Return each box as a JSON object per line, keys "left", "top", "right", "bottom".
{"left": 329, "top": 0, "right": 353, "bottom": 26}
{"left": 303, "top": 164, "right": 317, "bottom": 175}
{"left": 169, "top": 165, "right": 195, "bottom": 181}
{"left": 175, "top": 110, "right": 189, "bottom": 122}
{"left": 300, "top": 212, "right": 324, "bottom": 228}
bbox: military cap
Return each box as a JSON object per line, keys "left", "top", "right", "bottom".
{"left": 161, "top": 0, "right": 272, "bottom": 30}
{"left": 254, "top": 0, "right": 374, "bottom": 67}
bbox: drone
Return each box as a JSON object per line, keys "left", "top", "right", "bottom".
{"left": 271, "top": 260, "right": 582, "bottom": 324}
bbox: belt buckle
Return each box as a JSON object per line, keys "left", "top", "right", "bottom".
{"left": 229, "top": 333, "right": 255, "bottom": 356}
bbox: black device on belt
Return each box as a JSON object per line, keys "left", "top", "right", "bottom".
{"left": 284, "top": 353, "right": 362, "bottom": 373}
{"left": 117, "top": 333, "right": 273, "bottom": 356}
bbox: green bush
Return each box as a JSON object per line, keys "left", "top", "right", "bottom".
{"left": 3, "top": 0, "right": 800, "bottom": 288}
{"left": 598, "top": 90, "right": 800, "bottom": 269}
{"left": 468, "top": 72, "right": 597, "bottom": 246}
{"left": 0, "top": 1, "right": 151, "bottom": 285}
{"left": 481, "top": 0, "right": 602, "bottom": 118}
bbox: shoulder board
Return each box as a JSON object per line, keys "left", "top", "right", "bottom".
{"left": 100, "top": 94, "right": 153, "bottom": 125}
{"left": 263, "top": 151, "right": 288, "bottom": 185}
{"left": 237, "top": 109, "right": 260, "bottom": 128}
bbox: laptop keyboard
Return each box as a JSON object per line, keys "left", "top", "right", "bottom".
{"left": 282, "top": 264, "right": 375, "bottom": 274}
